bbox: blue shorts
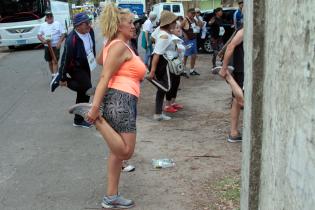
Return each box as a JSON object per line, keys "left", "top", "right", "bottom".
{"left": 184, "top": 39, "right": 197, "bottom": 56}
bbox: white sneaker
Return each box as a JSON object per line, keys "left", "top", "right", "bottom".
{"left": 153, "top": 114, "right": 172, "bottom": 121}
{"left": 122, "top": 164, "right": 135, "bottom": 172}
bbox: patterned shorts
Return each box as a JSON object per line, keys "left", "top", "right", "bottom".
{"left": 102, "top": 88, "right": 138, "bottom": 133}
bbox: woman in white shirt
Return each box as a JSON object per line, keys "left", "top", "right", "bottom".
{"left": 148, "top": 11, "right": 179, "bottom": 121}
{"left": 164, "top": 22, "right": 186, "bottom": 112}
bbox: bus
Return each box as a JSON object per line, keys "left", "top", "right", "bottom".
{"left": 0, "top": 0, "right": 70, "bottom": 49}
{"left": 116, "top": 0, "right": 146, "bottom": 17}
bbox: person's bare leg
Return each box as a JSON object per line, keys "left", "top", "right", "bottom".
{"left": 52, "top": 62, "right": 58, "bottom": 74}
{"left": 94, "top": 117, "right": 136, "bottom": 160}
{"left": 107, "top": 153, "right": 123, "bottom": 196}
{"left": 190, "top": 54, "right": 196, "bottom": 69}
{"left": 183, "top": 56, "right": 188, "bottom": 67}
{"left": 219, "top": 71, "right": 244, "bottom": 106}
{"left": 230, "top": 98, "right": 241, "bottom": 137}
{"left": 48, "top": 62, "right": 54, "bottom": 74}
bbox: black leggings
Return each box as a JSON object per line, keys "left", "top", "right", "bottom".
{"left": 155, "top": 73, "right": 181, "bottom": 114}
{"left": 166, "top": 74, "right": 180, "bottom": 101}
{"left": 67, "top": 70, "right": 92, "bottom": 123}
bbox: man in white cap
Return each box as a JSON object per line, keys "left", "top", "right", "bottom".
{"left": 37, "top": 10, "right": 66, "bottom": 80}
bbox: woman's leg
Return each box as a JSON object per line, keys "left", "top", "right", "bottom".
{"left": 225, "top": 72, "right": 244, "bottom": 106}
{"left": 95, "top": 117, "right": 136, "bottom": 160}
{"left": 106, "top": 133, "right": 136, "bottom": 195}
{"left": 155, "top": 89, "right": 166, "bottom": 114}
{"left": 107, "top": 153, "right": 123, "bottom": 196}
{"left": 166, "top": 74, "right": 180, "bottom": 105}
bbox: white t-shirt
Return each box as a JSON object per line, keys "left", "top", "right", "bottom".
{"left": 152, "top": 27, "right": 180, "bottom": 60}
{"left": 38, "top": 21, "right": 65, "bottom": 47}
{"left": 142, "top": 19, "right": 154, "bottom": 33}
{"left": 76, "top": 31, "right": 94, "bottom": 55}
{"left": 193, "top": 16, "right": 203, "bottom": 33}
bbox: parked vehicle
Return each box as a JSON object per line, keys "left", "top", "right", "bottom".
{"left": 0, "top": 0, "right": 70, "bottom": 49}
{"left": 116, "top": 0, "right": 146, "bottom": 17}
{"left": 201, "top": 8, "right": 236, "bottom": 53}
{"left": 152, "top": 2, "right": 184, "bottom": 22}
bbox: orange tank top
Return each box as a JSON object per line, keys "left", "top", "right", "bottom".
{"left": 103, "top": 39, "right": 146, "bottom": 98}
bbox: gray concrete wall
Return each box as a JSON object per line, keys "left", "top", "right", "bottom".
{"left": 241, "top": 0, "right": 315, "bottom": 209}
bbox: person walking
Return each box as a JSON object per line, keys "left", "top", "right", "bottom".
{"left": 37, "top": 10, "right": 66, "bottom": 80}
{"left": 181, "top": 8, "right": 200, "bottom": 76}
{"left": 148, "top": 11, "right": 179, "bottom": 119}
{"left": 219, "top": 28, "right": 244, "bottom": 143}
{"left": 233, "top": 1, "right": 244, "bottom": 30}
{"left": 141, "top": 11, "right": 157, "bottom": 66}
{"left": 69, "top": 4, "right": 146, "bottom": 208}
{"left": 209, "top": 7, "right": 224, "bottom": 68}
{"left": 194, "top": 8, "right": 206, "bottom": 52}
{"left": 51, "top": 13, "right": 96, "bottom": 128}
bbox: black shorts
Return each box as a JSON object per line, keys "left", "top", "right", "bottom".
{"left": 44, "top": 46, "right": 60, "bottom": 62}
{"left": 232, "top": 71, "right": 244, "bottom": 98}
{"left": 102, "top": 88, "right": 138, "bottom": 133}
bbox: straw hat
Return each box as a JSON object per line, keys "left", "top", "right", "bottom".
{"left": 160, "top": 11, "right": 178, "bottom": 27}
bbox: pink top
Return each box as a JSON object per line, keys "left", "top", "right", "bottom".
{"left": 103, "top": 39, "right": 146, "bottom": 98}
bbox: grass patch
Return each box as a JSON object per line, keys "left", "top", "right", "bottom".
{"left": 210, "top": 176, "right": 240, "bottom": 210}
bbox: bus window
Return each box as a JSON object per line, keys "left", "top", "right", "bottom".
{"left": 163, "top": 5, "right": 171, "bottom": 11}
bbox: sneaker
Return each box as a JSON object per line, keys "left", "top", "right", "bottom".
{"left": 190, "top": 70, "right": 200, "bottom": 76}
{"left": 122, "top": 164, "right": 136, "bottom": 172}
{"left": 227, "top": 134, "right": 242, "bottom": 143}
{"left": 50, "top": 72, "right": 61, "bottom": 92}
{"left": 73, "top": 120, "right": 93, "bottom": 128}
{"left": 68, "top": 103, "right": 92, "bottom": 118}
{"left": 171, "top": 103, "right": 183, "bottom": 110}
{"left": 153, "top": 114, "right": 171, "bottom": 121}
{"left": 164, "top": 106, "right": 178, "bottom": 113}
{"left": 180, "top": 71, "right": 189, "bottom": 78}
{"left": 211, "top": 66, "right": 235, "bottom": 75}
{"left": 85, "top": 87, "right": 96, "bottom": 96}
{"left": 101, "top": 194, "right": 135, "bottom": 209}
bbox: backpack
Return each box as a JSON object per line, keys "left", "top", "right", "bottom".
{"left": 163, "top": 55, "right": 184, "bottom": 76}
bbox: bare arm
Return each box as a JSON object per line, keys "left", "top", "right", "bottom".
{"left": 148, "top": 54, "right": 160, "bottom": 79}
{"left": 181, "top": 18, "right": 188, "bottom": 29}
{"left": 148, "top": 34, "right": 169, "bottom": 79}
{"left": 56, "top": 34, "right": 66, "bottom": 49}
{"left": 96, "top": 48, "right": 103, "bottom": 65}
{"left": 37, "top": 34, "right": 47, "bottom": 44}
{"left": 220, "top": 29, "right": 244, "bottom": 77}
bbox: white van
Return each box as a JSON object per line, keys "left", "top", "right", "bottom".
{"left": 152, "top": 3, "right": 184, "bottom": 21}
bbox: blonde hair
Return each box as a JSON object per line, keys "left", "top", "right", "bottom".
{"left": 99, "top": 3, "right": 132, "bottom": 40}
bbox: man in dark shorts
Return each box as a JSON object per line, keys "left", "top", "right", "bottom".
{"left": 219, "top": 28, "right": 244, "bottom": 143}
{"left": 37, "top": 10, "right": 66, "bottom": 79}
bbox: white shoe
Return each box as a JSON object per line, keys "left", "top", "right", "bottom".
{"left": 153, "top": 114, "right": 172, "bottom": 121}
{"left": 122, "top": 164, "right": 135, "bottom": 172}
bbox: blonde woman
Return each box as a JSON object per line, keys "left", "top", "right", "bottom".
{"left": 69, "top": 3, "right": 146, "bottom": 209}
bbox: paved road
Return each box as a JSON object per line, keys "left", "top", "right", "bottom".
{"left": 0, "top": 29, "right": 112, "bottom": 210}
